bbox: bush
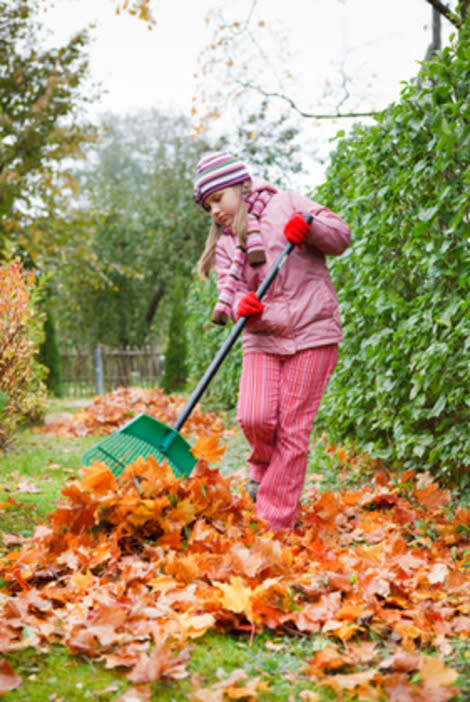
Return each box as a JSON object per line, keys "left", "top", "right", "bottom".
{"left": 186, "top": 271, "right": 242, "bottom": 410}
{"left": 38, "top": 306, "right": 63, "bottom": 398}
{"left": 161, "top": 278, "right": 188, "bottom": 393}
{"left": 0, "top": 261, "right": 47, "bottom": 448}
{"left": 313, "top": 21, "right": 470, "bottom": 480}
{"left": 0, "top": 391, "right": 6, "bottom": 417}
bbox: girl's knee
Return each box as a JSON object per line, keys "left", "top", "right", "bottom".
{"left": 238, "top": 409, "right": 274, "bottom": 441}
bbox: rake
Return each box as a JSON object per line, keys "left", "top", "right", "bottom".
{"left": 81, "top": 216, "right": 312, "bottom": 478}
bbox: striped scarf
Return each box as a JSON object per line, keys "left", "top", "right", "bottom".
{"left": 211, "top": 187, "right": 276, "bottom": 325}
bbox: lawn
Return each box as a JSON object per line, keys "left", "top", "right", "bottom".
{"left": 0, "top": 394, "right": 469, "bottom": 701}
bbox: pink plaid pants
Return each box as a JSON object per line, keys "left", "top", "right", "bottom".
{"left": 236, "top": 344, "right": 338, "bottom": 530}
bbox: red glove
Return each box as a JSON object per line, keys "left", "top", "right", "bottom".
{"left": 236, "top": 291, "right": 264, "bottom": 322}
{"left": 284, "top": 213, "right": 311, "bottom": 247}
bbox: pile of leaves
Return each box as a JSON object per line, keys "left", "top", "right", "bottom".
{"left": 1, "top": 437, "right": 469, "bottom": 699}
{"left": 37, "top": 386, "right": 228, "bottom": 439}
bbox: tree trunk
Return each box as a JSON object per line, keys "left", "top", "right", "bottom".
{"left": 424, "top": 7, "right": 442, "bottom": 60}
{"left": 144, "top": 281, "right": 165, "bottom": 327}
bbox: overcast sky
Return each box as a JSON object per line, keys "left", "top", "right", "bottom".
{"left": 39, "top": 0, "right": 452, "bottom": 187}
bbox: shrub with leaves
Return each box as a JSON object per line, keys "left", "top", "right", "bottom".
{"left": 0, "top": 261, "right": 46, "bottom": 448}
{"left": 186, "top": 271, "right": 242, "bottom": 410}
{"left": 313, "top": 20, "right": 470, "bottom": 480}
{"left": 161, "top": 278, "right": 189, "bottom": 393}
{"left": 37, "top": 306, "right": 63, "bottom": 398}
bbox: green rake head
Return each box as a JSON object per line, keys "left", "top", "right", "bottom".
{"left": 81, "top": 413, "right": 197, "bottom": 478}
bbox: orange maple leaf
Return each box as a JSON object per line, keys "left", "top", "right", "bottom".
{"left": 307, "top": 645, "right": 353, "bottom": 673}
{"left": 70, "top": 569, "right": 96, "bottom": 594}
{"left": 413, "top": 483, "right": 451, "bottom": 512}
{"left": 191, "top": 434, "right": 227, "bottom": 463}
{"left": 80, "top": 462, "right": 117, "bottom": 494}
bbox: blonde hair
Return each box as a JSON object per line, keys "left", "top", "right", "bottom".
{"left": 198, "top": 180, "right": 252, "bottom": 278}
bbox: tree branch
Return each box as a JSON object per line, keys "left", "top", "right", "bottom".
{"left": 424, "top": 0, "right": 463, "bottom": 27}
{"left": 236, "top": 81, "right": 382, "bottom": 120}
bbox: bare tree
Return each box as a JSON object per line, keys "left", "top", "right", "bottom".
{"left": 193, "top": 0, "right": 466, "bottom": 134}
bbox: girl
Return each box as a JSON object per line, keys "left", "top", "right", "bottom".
{"left": 194, "top": 151, "right": 350, "bottom": 531}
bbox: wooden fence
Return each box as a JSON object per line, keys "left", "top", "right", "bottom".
{"left": 60, "top": 344, "right": 164, "bottom": 397}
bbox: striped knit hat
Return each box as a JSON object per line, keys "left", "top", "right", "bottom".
{"left": 193, "top": 151, "right": 251, "bottom": 205}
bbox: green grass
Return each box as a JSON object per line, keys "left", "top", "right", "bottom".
{"left": 2, "top": 632, "right": 342, "bottom": 702}
{"left": 2, "top": 646, "right": 127, "bottom": 701}
{"left": 0, "top": 431, "right": 98, "bottom": 539}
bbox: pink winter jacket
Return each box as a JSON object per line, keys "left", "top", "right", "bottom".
{"left": 213, "top": 178, "right": 351, "bottom": 355}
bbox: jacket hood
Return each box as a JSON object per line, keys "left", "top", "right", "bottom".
{"left": 249, "top": 177, "right": 278, "bottom": 196}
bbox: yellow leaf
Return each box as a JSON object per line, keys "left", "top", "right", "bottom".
{"left": 172, "top": 612, "right": 215, "bottom": 641}
{"left": 128, "top": 497, "right": 169, "bottom": 527}
{"left": 191, "top": 434, "right": 227, "bottom": 463}
{"left": 420, "top": 656, "right": 459, "bottom": 688}
{"left": 214, "top": 576, "right": 253, "bottom": 617}
{"left": 70, "top": 569, "right": 95, "bottom": 593}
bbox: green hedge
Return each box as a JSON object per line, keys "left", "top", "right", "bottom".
{"left": 313, "top": 20, "right": 470, "bottom": 480}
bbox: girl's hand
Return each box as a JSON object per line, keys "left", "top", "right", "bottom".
{"left": 284, "top": 213, "right": 311, "bottom": 247}
{"left": 236, "top": 291, "right": 264, "bottom": 322}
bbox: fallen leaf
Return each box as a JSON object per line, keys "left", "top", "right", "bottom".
{"left": 16, "top": 480, "right": 41, "bottom": 494}
{"left": 114, "top": 688, "right": 152, "bottom": 702}
{"left": 326, "top": 668, "right": 378, "bottom": 691}
{"left": 191, "top": 434, "right": 227, "bottom": 463}
{"left": 190, "top": 669, "right": 268, "bottom": 702}
{"left": 214, "top": 576, "right": 253, "bottom": 617}
{"left": 413, "top": 484, "right": 451, "bottom": 512}
{"left": 379, "top": 648, "right": 420, "bottom": 673}
{"left": 427, "top": 563, "right": 449, "bottom": 585}
{"left": 419, "top": 656, "right": 459, "bottom": 688}
{"left": 306, "top": 645, "right": 352, "bottom": 673}
{"left": 0, "top": 659, "right": 22, "bottom": 693}
{"left": 70, "top": 569, "right": 95, "bottom": 594}
{"left": 127, "top": 641, "right": 190, "bottom": 684}
{"left": 80, "top": 462, "right": 117, "bottom": 494}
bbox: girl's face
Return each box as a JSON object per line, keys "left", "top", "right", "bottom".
{"left": 203, "top": 187, "right": 242, "bottom": 227}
